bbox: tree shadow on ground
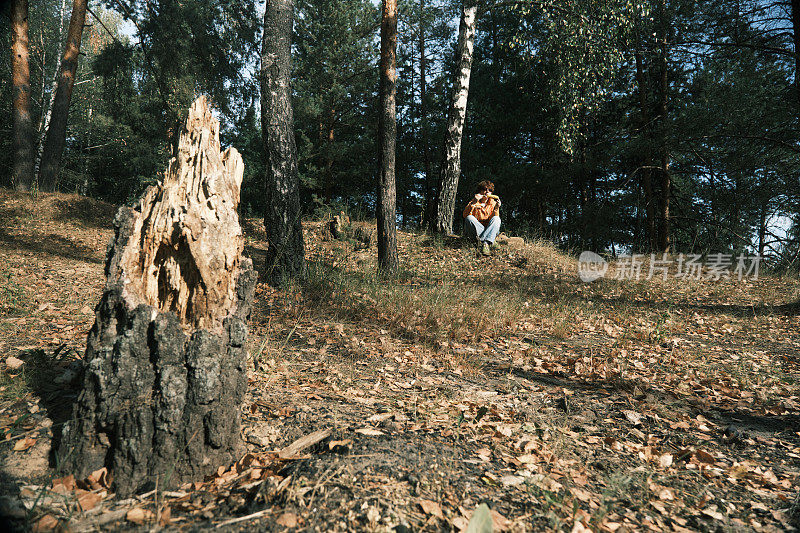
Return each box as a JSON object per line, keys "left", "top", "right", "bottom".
{"left": 484, "top": 272, "right": 800, "bottom": 318}
{"left": 418, "top": 235, "right": 469, "bottom": 250}
{"left": 0, "top": 228, "right": 103, "bottom": 264}
{"left": 0, "top": 468, "right": 27, "bottom": 532}
{"left": 708, "top": 408, "right": 800, "bottom": 436}
{"left": 51, "top": 197, "right": 117, "bottom": 230}
{"left": 17, "top": 348, "right": 82, "bottom": 467}
{"left": 243, "top": 245, "right": 269, "bottom": 282}
{"left": 483, "top": 361, "right": 800, "bottom": 439}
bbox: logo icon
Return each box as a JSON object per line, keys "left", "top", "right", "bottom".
{"left": 578, "top": 251, "right": 608, "bottom": 282}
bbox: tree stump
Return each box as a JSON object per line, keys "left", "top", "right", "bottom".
{"left": 57, "top": 97, "right": 256, "bottom": 496}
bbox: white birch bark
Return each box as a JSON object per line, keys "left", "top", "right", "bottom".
{"left": 35, "top": 0, "right": 66, "bottom": 178}
{"left": 431, "top": 2, "right": 477, "bottom": 235}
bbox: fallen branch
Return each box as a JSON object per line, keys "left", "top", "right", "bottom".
{"left": 278, "top": 428, "right": 333, "bottom": 460}
{"left": 215, "top": 508, "right": 271, "bottom": 529}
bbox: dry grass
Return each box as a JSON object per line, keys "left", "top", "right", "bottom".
{"left": 300, "top": 259, "right": 528, "bottom": 345}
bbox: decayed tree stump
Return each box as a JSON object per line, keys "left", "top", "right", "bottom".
{"left": 57, "top": 97, "right": 256, "bottom": 496}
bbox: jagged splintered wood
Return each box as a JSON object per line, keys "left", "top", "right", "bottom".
{"left": 58, "top": 97, "right": 257, "bottom": 496}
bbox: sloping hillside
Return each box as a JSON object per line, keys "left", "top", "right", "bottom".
{"left": 1, "top": 189, "right": 800, "bottom": 532}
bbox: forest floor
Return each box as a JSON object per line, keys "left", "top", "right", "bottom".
{"left": 1, "top": 189, "right": 800, "bottom": 532}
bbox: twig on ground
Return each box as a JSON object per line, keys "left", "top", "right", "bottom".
{"left": 278, "top": 428, "right": 332, "bottom": 459}
{"left": 214, "top": 508, "right": 271, "bottom": 529}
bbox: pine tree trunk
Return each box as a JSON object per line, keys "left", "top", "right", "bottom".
{"left": 378, "top": 0, "right": 399, "bottom": 272}
{"left": 11, "top": 0, "right": 35, "bottom": 192}
{"left": 792, "top": 0, "right": 800, "bottom": 104}
{"left": 758, "top": 202, "right": 767, "bottom": 258}
{"left": 657, "top": 8, "right": 671, "bottom": 253}
{"left": 419, "top": 0, "right": 434, "bottom": 228}
{"left": 57, "top": 97, "right": 256, "bottom": 497}
{"left": 324, "top": 106, "right": 335, "bottom": 203}
{"left": 634, "top": 37, "right": 656, "bottom": 251}
{"left": 38, "top": 0, "right": 87, "bottom": 192}
{"left": 431, "top": 2, "right": 477, "bottom": 235}
{"left": 261, "top": 0, "right": 306, "bottom": 284}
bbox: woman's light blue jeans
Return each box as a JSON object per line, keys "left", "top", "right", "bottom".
{"left": 464, "top": 215, "right": 501, "bottom": 244}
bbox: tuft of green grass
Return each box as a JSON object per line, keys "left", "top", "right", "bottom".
{"left": 0, "top": 266, "right": 26, "bottom": 316}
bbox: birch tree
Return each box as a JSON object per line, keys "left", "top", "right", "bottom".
{"left": 38, "top": 0, "right": 88, "bottom": 192}
{"left": 35, "top": 0, "right": 66, "bottom": 179}
{"left": 430, "top": 1, "right": 478, "bottom": 235}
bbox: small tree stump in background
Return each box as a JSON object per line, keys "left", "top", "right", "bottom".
{"left": 57, "top": 97, "right": 256, "bottom": 496}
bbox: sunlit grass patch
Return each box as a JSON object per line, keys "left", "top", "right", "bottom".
{"left": 300, "top": 259, "right": 527, "bottom": 344}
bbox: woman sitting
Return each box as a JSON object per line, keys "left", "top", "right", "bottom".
{"left": 463, "top": 180, "right": 501, "bottom": 256}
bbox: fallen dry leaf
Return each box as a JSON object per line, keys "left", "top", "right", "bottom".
{"left": 366, "top": 506, "right": 380, "bottom": 524}
{"left": 651, "top": 500, "right": 668, "bottom": 514}
{"left": 126, "top": 507, "right": 154, "bottom": 525}
{"left": 500, "top": 475, "right": 525, "bottom": 488}
{"left": 419, "top": 499, "right": 444, "bottom": 519}
{"left": 51, "top": 475, "right": 75, "bottom": 492}
{"left": 622, "top": 410, "right": 644, "bottom": 426}
{"left": 355, "top": 427, "right": 384, "bottom": 436}
{"left": 572, "top": 520, "right": 592, "bottom": 533}
{"left": 328, "top": 439, "right": 353, "bottom": 450}
{"left": 367, "top": 412, "right": 394, "bottom": 423}
{"left": 701, "top": 506, "right": 725, "bottom": 520}
{"left": 159, "top": 505, "right": 172, "bottom": 526}
{"left": 276, "top": 512, "right": 298, "bottom": 527}
{"left": 5, "top": 356, "right": 24, "bottom": 371}
{"left": 32, "top": 514, "right": 58, "bottom": 532}
{"left": 453, "top": 515, "right": 470, "bottom": 531}
{"left": 13, "top": 436, "right": 37, "bottom": 452}
{"left": 87, "top": 467, "right": 109, "bottom": 489}
{"left": 571, "top": 486, "right": 593, "bottom": 502}
{"left": 476, "top": 448, "right": 492, "bottom": 462}
{"left": 695, "top": 449, "right": 716, "bottom": 464}
{"left": 491, "top": 509, "right": 511, "bottom": 531}
{"left": 529, "top": 473, "right": 563, "bottom": 492}
{"left": 77, "top": 490, "right": 102, "bottom": 511}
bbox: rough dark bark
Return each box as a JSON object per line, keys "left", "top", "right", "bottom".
{"left": 57, "top": 97, "right": 256, "bottom": 497}
{"left": 11, "top": 0, "right": 35, "bottom": 192}
{"left": 262, "top": 0, "right": 306, "bottom": 285}
{"left": 657, "top": 7, "right": 671, "bottom": 253}
{"left": 324, "top": 106, "right": 335, "bottom": 202}
{"left": 419, "top": 0, "right": 434, "bottom": 228}
{"left": 378, "top": 0, "right": 399, "bottom": 272}
{"left": 634, "top": 34, "right": 656, "bottom": 252}
{"left": 38, "top": 0, "right": 88, "bottom": 192}
{"left": 758, "top": 202, "right": 767, "bottom": 258}
{"left": 431, "top": 2, "right": 477, "bottom": 235}
{"left": 792, "top": 0, "right": 800, "bottom": 104}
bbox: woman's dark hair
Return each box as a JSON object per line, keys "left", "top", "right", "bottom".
{"left": 475, "top": 180, "right": 495, "bottom": 194}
